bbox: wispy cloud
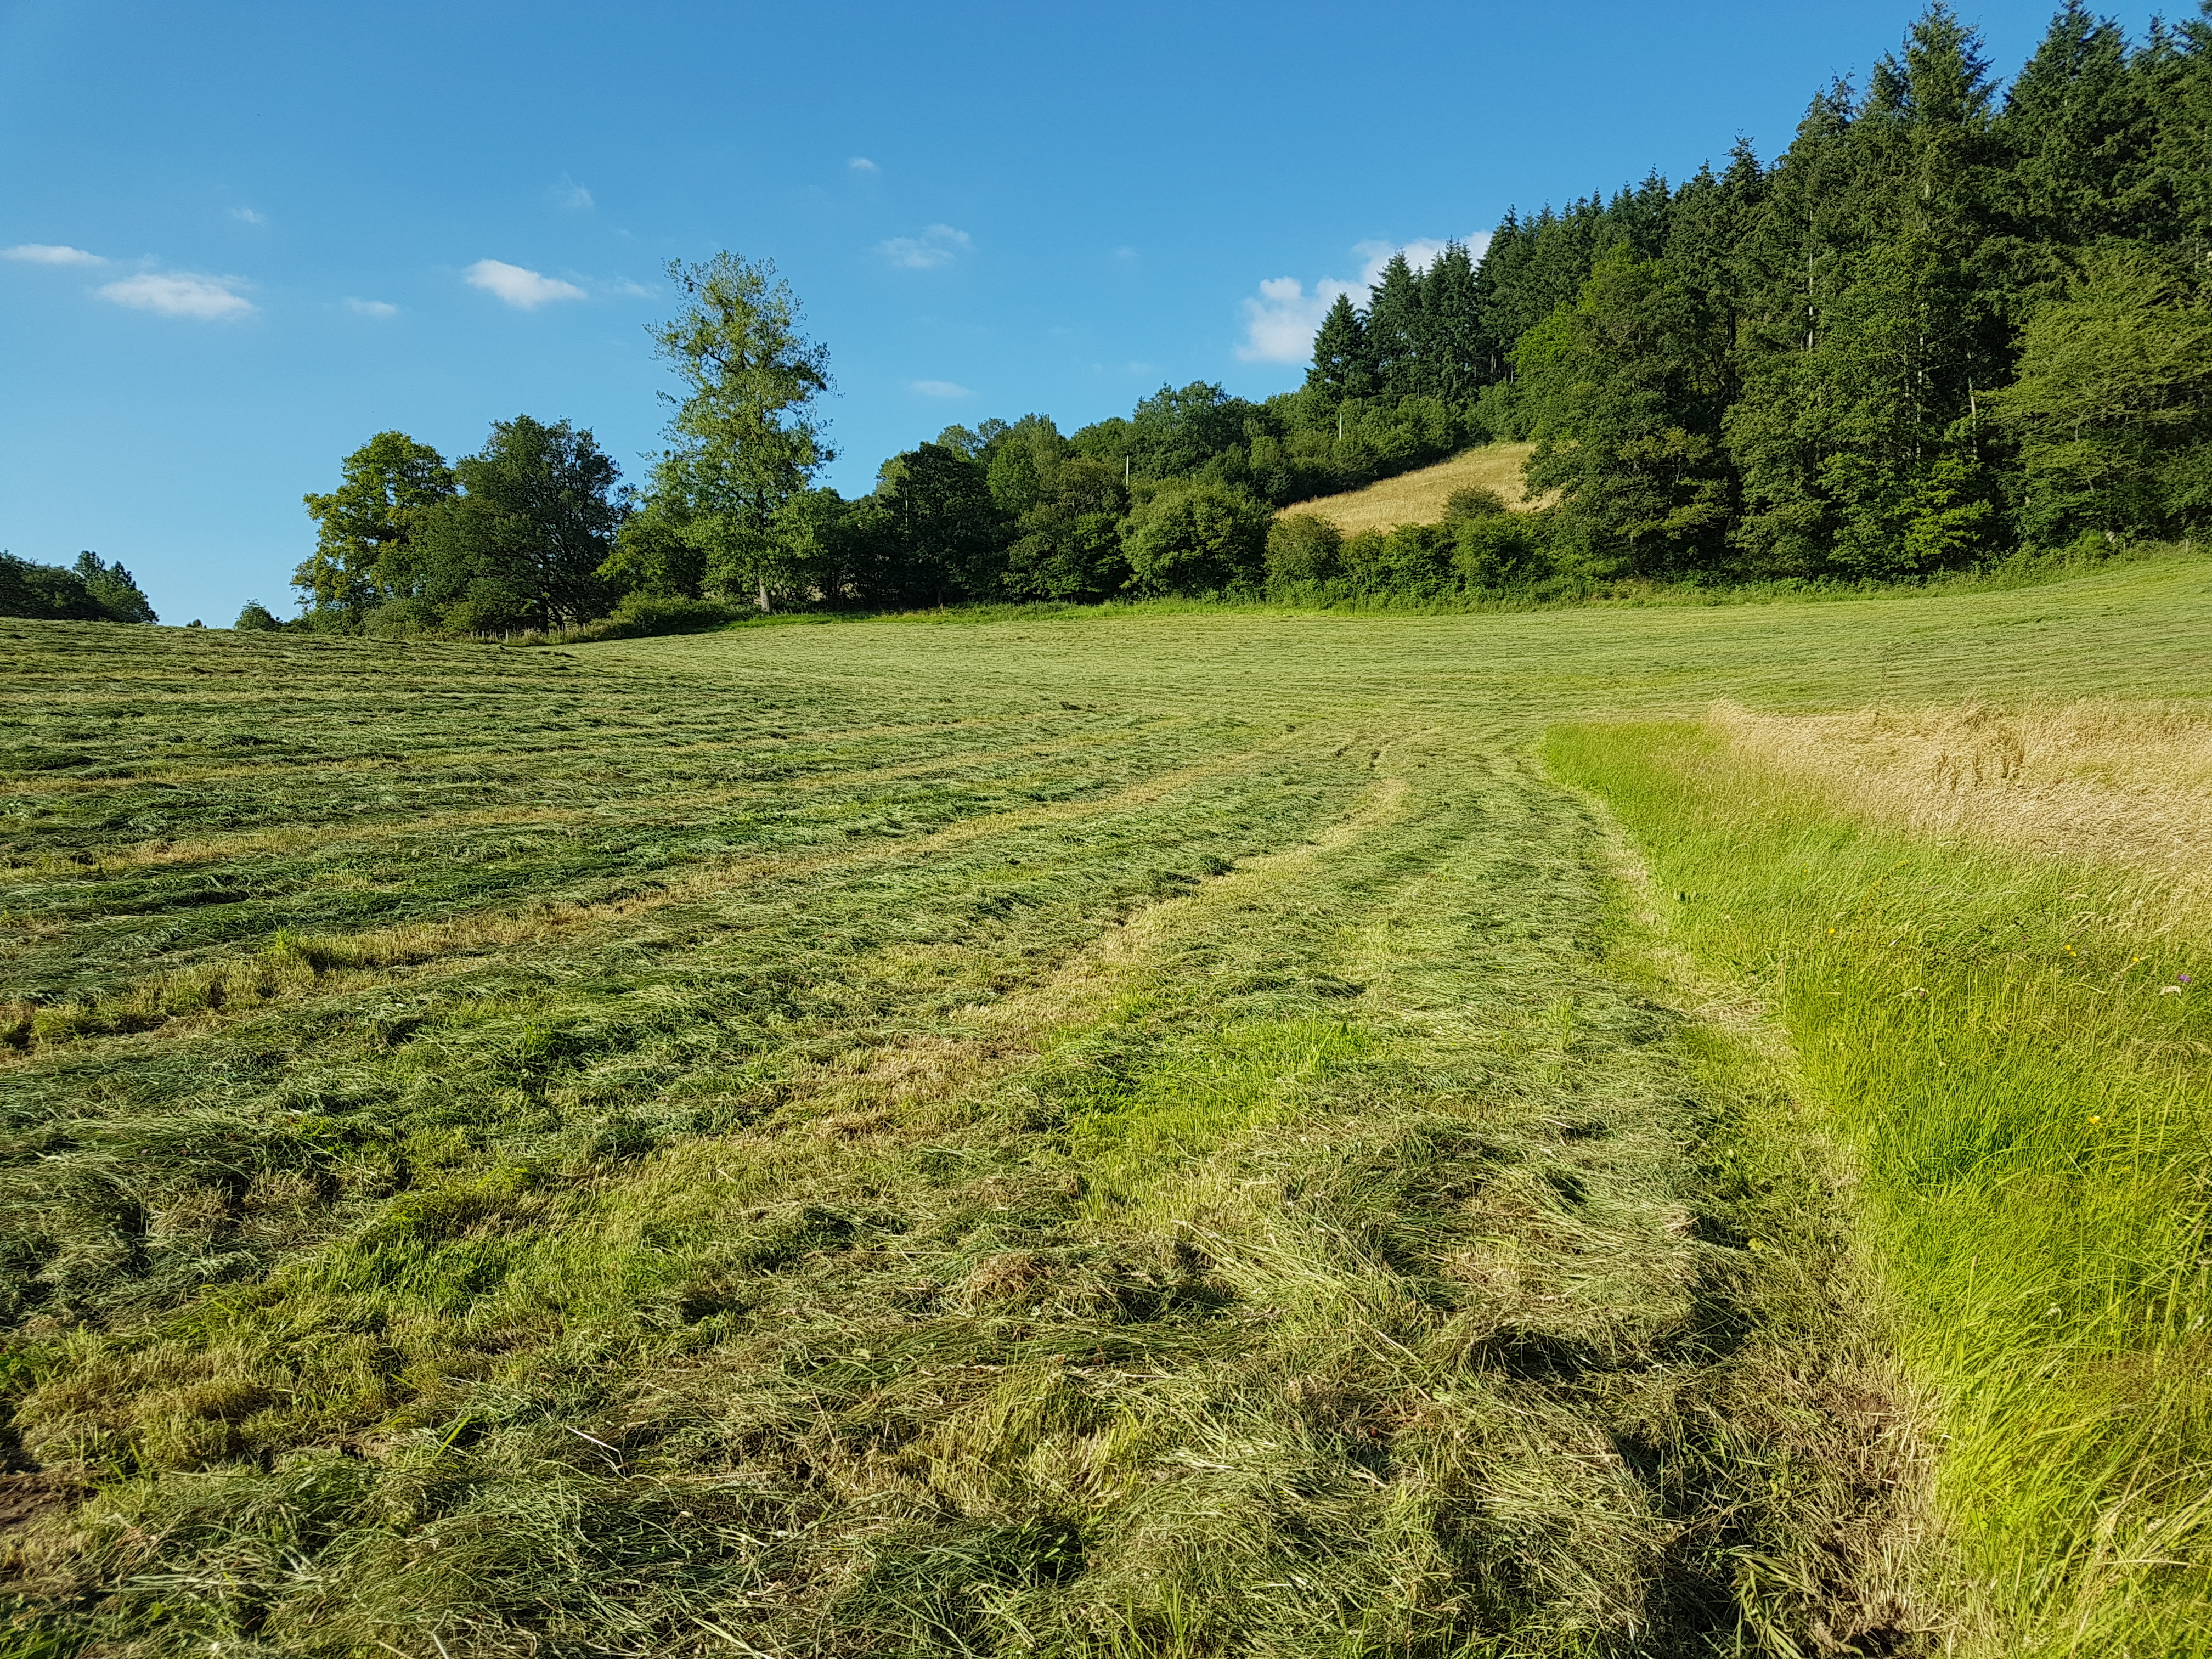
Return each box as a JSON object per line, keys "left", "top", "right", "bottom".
{"left": 911, "top": 380, "right": 972, "bottom": 398}
{"left": 229, "top": 207, "right": 267, "bottom": 225}
{"left": 552, "top": 178, "right": 594, "bottom": 211}
{"left": 99, "top": 271, "right": 254, "bottom": 320}
{"left": 465, "top": 259, "right": 587, "bottom": 308}
{"left": 849, "top": 156, "right": 879, "bottom": 175}
{"left": 4, "top": 242, "right": 104, "bottom": 266}
{"left": 1235, "top": 233, "right": 1492, "bottom": 364}
{"left": 877, "top": 224, "right": 971, "bottom": 270}
{"left": 346, "top": 297, "right": 398, "bottom": 318}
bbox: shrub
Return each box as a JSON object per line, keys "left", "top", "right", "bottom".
{"left": 1453, "top": 513, "right": 1554, "bottom": 589}
{"left": 233, "top": 601, "right": 283, "bottom": 631}
{"left": 558, "top": 592, "right": 750, "bottom": 642}
{"left": 1265, "top": 515, "right": 1342, "bottom": 589}
{"left": 1122, "top": 481, "right": 1271, "bottom": 596}
{"left": 1443, "top": 486, "right": 1509, "bottom": 522}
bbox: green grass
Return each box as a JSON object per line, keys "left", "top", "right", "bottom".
{"left": 1547, "top": 719, "right": 2212, "bottom": 1655}
{"left": 2, "top": 551, "right": 2210, "bottom": 1655}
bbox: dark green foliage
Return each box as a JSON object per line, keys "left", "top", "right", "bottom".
{"left": 1303, "top": 294, "right": 1375, "bottom": 403}
{"left": 1452, "top": 514, "right": 1555, "bottom": 588}
{"left": 0, "top": 552, "right": 156, "bottom": 624}
{"left": 1122, "top": 481, "right": 1271, "bottom": 595}
{"left": 872, "top": 441, "right": 1010, "bottom": 603}
{"left": 1265, "top": 514, "right": 1342, "bottom": 587}
{"left": 406, "top": 416, "right": 625, "bottom": 632}
{"left": 1271, "top": 4, "right": 2212, "bottom": 585}
{"left": 232, "top": 601, "right": 281, "bottom": 632}
{"left": 1443, "top": 487, "right": 1508, "bottom": 522}
{"left": 1520, "top": 252, "right": 1737, "bottom": 577}
{"left": 1988, "top": 245, "right": 2212, "bottom": 544}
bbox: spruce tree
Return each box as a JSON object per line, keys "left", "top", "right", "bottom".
{"left": 1364, "top": 253, "right": 1423, "bottom": 398}
{"left": 1998, "top": 2, "right": 2163, "bottom": 247}
{"left": 1304, "top": 294, "right": 1376, "bottom": 405}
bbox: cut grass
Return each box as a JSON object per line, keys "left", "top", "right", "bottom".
{"left": 2, "top": 550, "right": 2210, "bottom": 1654}
{"left": 1276, "top": 444, "right": 1547, "bottom": 534}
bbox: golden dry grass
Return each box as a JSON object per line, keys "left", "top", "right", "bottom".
{"left": 1280, "top": 443, "right": 1548, "bottom": 533}
{"left": 1709, "top": 699, "right": 2212, "bottom": 910}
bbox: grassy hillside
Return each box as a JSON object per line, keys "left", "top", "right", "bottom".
{"left": 4, "top": 554, "right": 2210, "bottom": 1656}
{"left": 1279, "top": 443, "right": 1546, "bottom": 534}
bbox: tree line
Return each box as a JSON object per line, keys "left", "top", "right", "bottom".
{"left": 1393, "top": 0, "right": 2212, "bottom": 582}
{"left": 269, "top": 2, "right": 2212, "bottom": 635}
{"left": 0, "top": 552, "right": 156, "bottom": 624}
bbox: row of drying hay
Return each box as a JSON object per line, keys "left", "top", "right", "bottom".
{"left": 1279, "top": 443, "right": 1552, "bottom": 537}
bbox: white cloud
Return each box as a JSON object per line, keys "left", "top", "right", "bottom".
{"left": 346, "top": 297, "right": 398, "bottom": 318}
{"left": 465, "top": 258, "right": 586, "bottom": 308}
{"left": 1236, "top": 275, "right": 1363, "bottom": 364}
{"left": 229, "top": 207, "right": 267, "bottom": 225}
{"left": 601, "top": 276, "right": 653, "bottom": 298}
{"left": 911, "top": 379, "right": 972, "bottom": 398}
{"left": 554, "top": 179, "right": 594, "bottom": 211}
{"left": 5, "top": 242, "right": 104, "bottom": 266}
{"left": 877, "top": 224, "right": 972, "bottom": 269}
{"left": 99, "top": 271, "right": 254, "bottom": 320}
{"left": 849, "top": 156, "right": 879, "bottom": 174}
{"left": 1236, "top": 233, "right": 1493, "bottom": 364}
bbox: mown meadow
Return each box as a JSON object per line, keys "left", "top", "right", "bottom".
{"left": 3, "top": 550, "right": 2210, "bottom": 1656}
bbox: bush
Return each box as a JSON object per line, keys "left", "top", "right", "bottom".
{"left": 558, "top": 592, "right": 750, "bottom": 642}
{"left": 0, "top": 551, "right": 156, "bottom": 624}
{"left": 362, "top": 595, "right": 443, "bottom": 637}
{"left": 1265, "top": 515, "right": 1342, "bottom": 589}
{"left": 1122, "top": 482, "right": 1271, "bottom": 596}
{"left": 1443, "top": 486, "right": 1509, "bottom": 522}
{"left": 1453, "top": 513, "right": 1554, "bottom": 589}
{"left": 233, "top": 601, "right": 283, "bottom": 631}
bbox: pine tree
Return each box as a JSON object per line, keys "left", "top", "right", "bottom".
{"left": 1304, "top": 294, "right": 1376, "bottom": 405}
{"left": 1364, "top": 253, "right": 1423, "bottom": 398}
{"left": 1998, "top": 2, "right": 2164, "bottom": 246}
{"left": 1423, "top": 241, "right": 1483, "bottom": 403}
{"left": 1470, "top": 212, "right": 1536, "bottom": 383}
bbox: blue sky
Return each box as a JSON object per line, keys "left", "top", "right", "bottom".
{"left": 0, "top": 0, "right": 2162, "bottom": 624}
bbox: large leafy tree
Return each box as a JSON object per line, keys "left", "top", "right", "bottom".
{"left": 872, "top": 442, "right": 1007, "bottom": 605}
{"left": 989, "top": 417, "right": 1131, "bottom": 600}
{"left": 410, "top": 416, "right": 624, "bottom": 632}
{"left": 295, "top": 432, "right": 455, "bottom": 621}
{"left": 647, "top": 251, "right": 832, "bottom": 611}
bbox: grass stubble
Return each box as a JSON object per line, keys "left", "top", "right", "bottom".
{"left": 0, "top": 550, "right": 2207, "bottom": 1655}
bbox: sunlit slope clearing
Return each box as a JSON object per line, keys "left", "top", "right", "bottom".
{"left": 1281, "top": 442, "right": 1546, "bottom": 533}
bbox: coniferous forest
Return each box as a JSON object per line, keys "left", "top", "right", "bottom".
{"left": 260, "top": 3, "right": 2212, "bottom": 635}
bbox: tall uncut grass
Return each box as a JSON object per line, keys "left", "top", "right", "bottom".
{"left": 1549, "top": 716, "right": 2212, "bottom": 1655}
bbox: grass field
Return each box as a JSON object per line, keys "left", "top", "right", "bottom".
{"left": 1278, "top": 444, "right": 1546, "bottom": 533}
{"left": 4, "top": 550, "right": 2211, "bottom": 1656}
